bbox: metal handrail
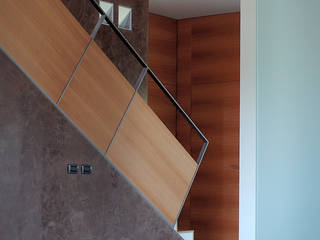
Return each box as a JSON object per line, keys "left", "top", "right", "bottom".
{"left": 88, "top": 0, "right": 208, "bottom": 146}
{"left": 88, "top": 0, "right": 209, "bottom": 225}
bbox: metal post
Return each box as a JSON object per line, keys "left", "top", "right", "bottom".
{"left": 56, "top": 14, "right": 105, "bottom": 105}
{"left": 105, "top": 68, "right": 148, "bottom": 155}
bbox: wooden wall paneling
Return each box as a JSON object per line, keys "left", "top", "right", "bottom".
{"left": 233, "top": 13, "right": 241, "bottom": 84}
{"left": 177, "top": 19, "right": 193, "bottom": 155}
{"left": 0, "top": 0, "right": 90, "bottom": 102}
{"left": 148, "top": 14, "right": 177, "bottom": 135}
{"left": 176, "top": 19, "right": 193, "bottom": 230}
{"left": 191, "top": 81, "right": 239, "bottom": 240}
{"left": 191, "top": 14, "right": 239, "bottom": 85}
{"left": 107, "top": 93, "right": 197, "bottom": 224}
{"left": 171, "top": 13, "right": 240, "bottom": 240}
{"left": 59, "top": 41, "right": 135, "bottom": 152}
{"left": 189, "top": 13, "right": 240, "bottom": 240}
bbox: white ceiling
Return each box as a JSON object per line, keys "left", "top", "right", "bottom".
{"left": 149, "top": 0, "right": 240, "bottom": 20}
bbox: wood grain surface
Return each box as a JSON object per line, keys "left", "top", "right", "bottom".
{"left": 177, "top": 13, "right": 240, "bottom": 240}
{"left": 59, "top": 41, "right": 135, "bottom": 151}
{"left": 148, "top": 14, "right": 177, "bottom": 135}
{"left": 0, "top": 0, "right": 90, "bottom": 102}
{"left": 176, "top": 19, "right": 193, "bottom": 229}
{"left": 107, "top": 94, "right": 197, "bottom": 224}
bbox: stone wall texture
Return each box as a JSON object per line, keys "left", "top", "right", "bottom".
{"left": 0, "top": 48, "right": 181, "bottom": 240}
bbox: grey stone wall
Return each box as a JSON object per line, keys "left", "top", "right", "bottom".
{"left": 0, "top": 48, "right": 181, "bottom": 240}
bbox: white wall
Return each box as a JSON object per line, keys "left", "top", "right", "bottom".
{"left": 239, "top": 0, "right": 257, "bottom": 240}
{"left": 257, "top": 0, "right": 320, "bottom": 239}
{"left": 241, "top": 0, "right": 320, "bottom": 239}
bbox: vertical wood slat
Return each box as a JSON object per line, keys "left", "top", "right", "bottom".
{"left": 148, "top": 14, "right": 177, "bottom": 136}
{"left": 176, "top": 13, "right": 240, "bottom": 240}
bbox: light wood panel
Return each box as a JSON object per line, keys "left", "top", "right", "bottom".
{"left": 177, "top": 13, "right": 240, "bottom": 240}
{"left": 148, "top": 14, "right": 177, "bottom": 135}
{"left": 107, "top": 94, "right": 197, "bottom": 224}
{"left": 0, "top": 0, "right": 90, "bottom": 102}
{"left": 59, "top": 41, "right": 135, "bottom": 151}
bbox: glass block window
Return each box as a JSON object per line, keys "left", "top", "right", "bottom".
{"left": 118, "top": 6, "right": 132, "bottom": 30}
{"left": 100, "top": 1, "right": 114, "bottom": 25}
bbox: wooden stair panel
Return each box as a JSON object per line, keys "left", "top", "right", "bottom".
{"left": 0, "top": 0, "right": 90, "bottom": 102}
{"left": 59, "top": 41, "right": 135, "bottom": 151}
{"left": 107, "top": 94, "right": 197, "bottom": 224}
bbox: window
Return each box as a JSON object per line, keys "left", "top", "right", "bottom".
{"left": 118, "top": 6, "right": 132, "bottom": 30}
{"left": 100, "top": 1, "right": 114, "bottom": 25}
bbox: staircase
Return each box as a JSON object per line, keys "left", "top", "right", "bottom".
{"left": 0, "top": 0, "right": 208, "bottom": 238}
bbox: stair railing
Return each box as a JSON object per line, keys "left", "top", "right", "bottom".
{"left": 89, "top": 0, "right": 209, "bottom": 226}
